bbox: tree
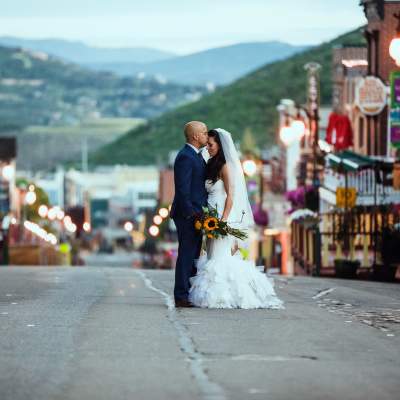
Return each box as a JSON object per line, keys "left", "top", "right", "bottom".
{"left": 240, "top": 128, "right": 260, "bottom": 157}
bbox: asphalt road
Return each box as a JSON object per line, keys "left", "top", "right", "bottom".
{"left": 0, "top": 266, "right": 399, "bottom": 400}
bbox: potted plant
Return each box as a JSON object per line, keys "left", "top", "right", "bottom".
{"left": 373, "top": 224, "right": 400, "bottom": 281}
{"left": 334, "top": 258, "right": 360, "bottom": 279}
{"left": 333, "top": 210, "right": 360, "bottom": 279}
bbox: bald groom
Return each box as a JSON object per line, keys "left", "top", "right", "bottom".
{"left": 170, "top": 121, "right": 208, "bottom": 307}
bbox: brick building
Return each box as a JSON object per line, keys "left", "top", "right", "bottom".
{"left": 332, "top": 47, "right": 368, "bottom": 154}
{"left": 291, "top": 1, "right": 400, "bottom": 278}
{"left": 361, "top": 0, "right": 400, "bottom": 155}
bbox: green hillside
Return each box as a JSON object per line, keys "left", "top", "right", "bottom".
{"left": 91, "top": 28, "right": 365, "bottom": 166}
{"left": 0, "top": 45, "right": 205, "bottom": 128}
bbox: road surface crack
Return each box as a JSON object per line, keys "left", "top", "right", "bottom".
{"left": 135, "top": 270, "right": 226, "bottom": 400}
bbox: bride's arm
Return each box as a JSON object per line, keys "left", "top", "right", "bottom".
{"left": 221, "top": 164, "right": 233, "bottom": 222}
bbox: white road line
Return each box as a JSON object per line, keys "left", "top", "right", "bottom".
{"left": 135, "top": 270, "right": 226, "bottom": 400}
{"left": 312, "top": 288, "right": 336, "bottom": 299}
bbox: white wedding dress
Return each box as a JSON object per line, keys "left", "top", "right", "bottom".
{"left": 189, "top": 179, "right": 284, "bottom": 309}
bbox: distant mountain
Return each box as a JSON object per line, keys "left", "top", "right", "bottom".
{"left": 87, "top": 42, "right": 309, "bottom": 85}
{"left": 0, "top": 45, "right": 206, "bottom": 127}
{"left": 0, "top": 36, "right": 176, "bottom": 64}
{"left": 91, "top": 28, "right": 366, "bottom": 165}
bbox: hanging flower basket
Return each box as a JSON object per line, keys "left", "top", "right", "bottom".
{"left": 289, "top": 209, "right": 319, "bottom": 228}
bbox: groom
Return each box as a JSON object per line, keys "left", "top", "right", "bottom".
{"left": 170, "top": 121, "right": 209, "bottom": 307}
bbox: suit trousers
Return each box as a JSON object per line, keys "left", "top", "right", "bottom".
{"left": 173, "top": 215, "right": 203, "bottom": 301}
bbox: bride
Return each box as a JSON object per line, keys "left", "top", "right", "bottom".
{"left": 189, "top": 128, "right": 284, "bottom": 309}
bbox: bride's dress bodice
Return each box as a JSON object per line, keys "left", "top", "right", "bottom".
{"left": 205, "top": 179, "right": 226, "bottom": 218}
{"left": 205, "top": 179, "right": 231, "bottom": 259}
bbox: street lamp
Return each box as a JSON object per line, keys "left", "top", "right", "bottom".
{"left": 242, "top": 157, "right": 268, "bottom": 265}
{"left": 149, "top": 225, "right": 159, "bottom": 237}
{"left": 153, "top": 215, "right": 163, "bottom": 225}
{"left": 83, "top": 222, "right": 91, "bottom": 232}
{"left": 304, "top": 62, "right": 322, "bottom": 188}
{"left": 291, "top": 120, "right": 306, "bottom": 138}
{"left": 280, "top": 125, "right": 296, "bottom": 146}
{"left": 158, "top": 207, "right": 169, "bottom": 218}
{"left": 390, "top": 13, "right": 400, "bottom": 66}
{"left": 38, "top": 205, "right": 48, "bottom": 218}
{"left": 1, "top": 164, "right": 14, "bottom": 182}
{"left": 278, "top": 100, "right": 307, "bottom": 191}
{"left": 47, "top": 207, "right": 57, "bottom": 220}
{"left": 124, "top": 221, "right": 133, "bottom": 232}
{"left": 242, "top": 159, "right": 257, "bottom": 177}
{"left": 25, "top": 186, "right": 37, "bottom": 206}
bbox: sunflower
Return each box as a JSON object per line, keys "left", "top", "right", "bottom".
{"left": 203, "top": 217, "right": 218, "bottom": 231}
{"left": 194, "top": 220, "right": 202, "bottom": 230}
{"left": 207, "top": 233, "right": 214, "bottom": 239}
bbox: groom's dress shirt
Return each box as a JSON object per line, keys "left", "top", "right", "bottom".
{"left": 185, "top": 143, "right": 201, "bottom": 154}
{"left": 186, "top": 143, "right": 207, "bottom": 163}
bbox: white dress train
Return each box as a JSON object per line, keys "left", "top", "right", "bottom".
{"left": 189, "top": 180, "right": 284, "bottom": 309}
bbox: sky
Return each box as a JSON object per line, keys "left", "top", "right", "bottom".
{"left": 0, "top": 0, "right": 367, "bottom": 54}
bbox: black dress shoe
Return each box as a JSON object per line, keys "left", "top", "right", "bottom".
{"left": 175, "top": 299, "right": 195, "bottom": 308}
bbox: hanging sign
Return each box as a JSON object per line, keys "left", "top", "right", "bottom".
{"left": 390, "top": 71, "right": 400, "bottom": 149}
{"left": 336, "top": 187, "right": 357, "bottom": 208}
{"left": 390, "top": 71, "right": 400, "bottom": 108}
{"left": 393, "top": 162, "right": 400, "bottom": 191}
{"left": 390, "top": 109, "right": 400, "bottom": 148}
{"left": 355, "top": 76, "right": 387, "bottom": 116}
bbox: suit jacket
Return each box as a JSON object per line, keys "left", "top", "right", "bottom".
{"left": 170, "top": 144, "right": 207, "bottom": 219}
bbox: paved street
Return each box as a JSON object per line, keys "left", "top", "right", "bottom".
{"left": 0, "top": 266, "right": 399, "bottom": 400}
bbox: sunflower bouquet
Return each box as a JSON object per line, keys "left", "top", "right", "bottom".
{"left": 194, "top": 205, "right": 248, "bottom": 240}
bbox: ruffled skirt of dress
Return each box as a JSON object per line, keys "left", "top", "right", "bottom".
{"left": 189, "top": 251, "right": 284, "bottom": 310}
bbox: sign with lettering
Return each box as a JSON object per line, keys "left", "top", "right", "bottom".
{"left": 390, "top": 71, "right": 400, "bottom": 108}
{"left": 393, "top": 163, "right": 400, "bottom": 191}
{"left": 390, "top": 109, "right": 400, "bottom": 148}
{"left": 390, "top": 72, "right": 400, "bottom": 149}
{"left": 355, "top": 76, "right": 387, "bottom": 116}
{"left": 336, "top": 187, "right": 357, "bottom": 208}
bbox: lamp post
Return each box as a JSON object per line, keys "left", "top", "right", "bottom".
{"left": 242, "top": 157, "right": 268, "bottom": 265}
{"left": 304, "top": 62, "right": 322, "bottom": 188}
{"left": 277, "top": 100, "right": 307, "bottom": 191}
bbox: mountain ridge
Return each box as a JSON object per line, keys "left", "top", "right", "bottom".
{"left": 0, "top": 36, "right": 176, "bottom": 64}
{"left": 0, "top": 36, "right": 308, "bottom": 85}
{"left": 86, "top": 41, "right": 309, "bottom": 85}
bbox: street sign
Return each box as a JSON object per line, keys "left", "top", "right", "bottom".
{"left": 336, "top": 187, "right": 357, "bottom": 208}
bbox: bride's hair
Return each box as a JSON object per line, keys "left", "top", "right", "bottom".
{"left": 206, "top": 129, "right": 226, "bottom": 184}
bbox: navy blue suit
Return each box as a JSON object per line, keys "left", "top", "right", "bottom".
{"left": 170, "top": 144, "right": 207, "bottom": 301}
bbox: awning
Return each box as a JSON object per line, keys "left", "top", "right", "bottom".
{"left": 327, "top": 150, "right": 376, "bottom": 172}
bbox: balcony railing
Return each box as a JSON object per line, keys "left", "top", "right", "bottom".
{"left": 322, "top": 163, "right": 400, "bottom": 206}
